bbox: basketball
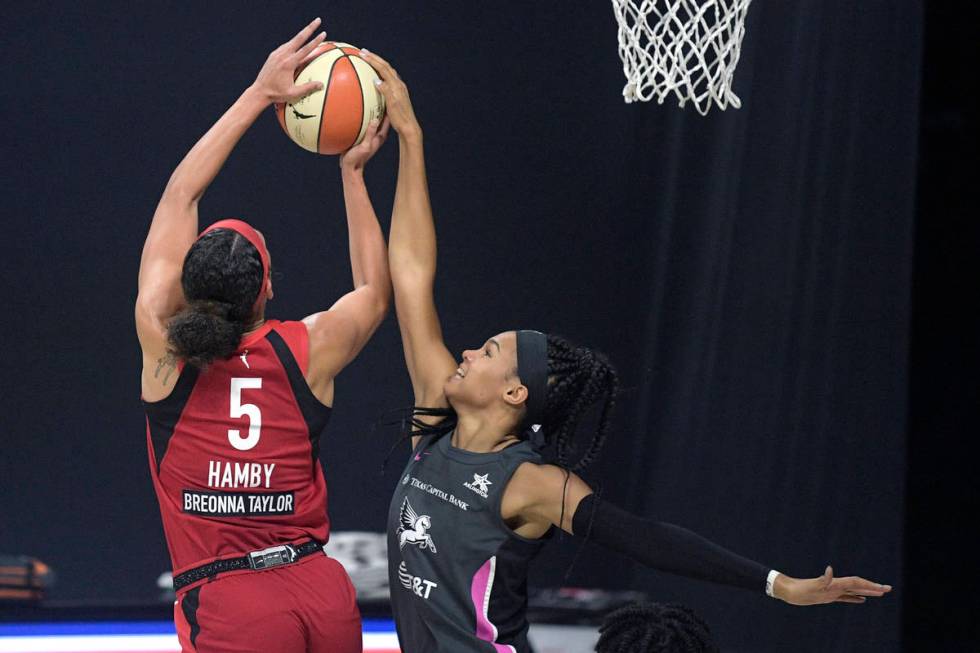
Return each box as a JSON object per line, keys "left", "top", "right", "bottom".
{"left": 275, "top": 42, "right": 385, "bottom": 155}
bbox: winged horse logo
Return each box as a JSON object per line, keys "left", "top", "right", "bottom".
{"left": 397, "top": 498, "right": 437, "bottom": 553}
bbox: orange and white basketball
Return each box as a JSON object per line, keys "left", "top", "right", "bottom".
{"left": 275, "top": 42, "right": 385, "bottom": 155}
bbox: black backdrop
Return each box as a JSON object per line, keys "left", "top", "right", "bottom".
{"left": 904, "top": 2, "right": 979, "bottom": 650}
{"left": 1, "top": 2, "right": 923, "bottom": 651}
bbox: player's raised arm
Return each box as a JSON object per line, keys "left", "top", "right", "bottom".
{"left": 360, "top": 50, "right": 457, "bottom": 411}
{"left": 302, "top": 119, "right": 392, "bottom": 396}
{"left": 136, "top": 18, "right": 327, "bottom": 360}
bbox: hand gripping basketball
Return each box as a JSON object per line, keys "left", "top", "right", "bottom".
{"left": 339, "top": 117, "right": 391, "bottom": 171}
{"left": 359, "top": 50, "right": 421, "bottom": 140}
{"left": 252, "top": 18, "right": 328, "bottom": 104}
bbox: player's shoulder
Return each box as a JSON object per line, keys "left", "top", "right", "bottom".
{"left": 301, "top": 310, "right": 359, "bottom": 346}
{"left": 508, "top": 462, "right": 568, "bottom": 501}
{"left": 270, "top": 318, "right": 308, "bottom": 341}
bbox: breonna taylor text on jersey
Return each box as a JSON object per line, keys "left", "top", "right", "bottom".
{"left": 387, "top": 430, "right": 550, "bottom": 653}
{"left": 143, "top": 320, "right": 332, "bottom": 581}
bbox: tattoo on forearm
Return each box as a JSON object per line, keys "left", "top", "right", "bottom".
{"left": 154, "top": 353, "right": 177, "bottom": 386}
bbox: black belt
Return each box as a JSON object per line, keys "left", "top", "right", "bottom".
{"left": 172, "top": 540, "right": 324, "bottom": 592}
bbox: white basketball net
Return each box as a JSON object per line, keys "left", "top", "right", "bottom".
{"left": 611, "top": 0, "right": 752, "bottom": 114}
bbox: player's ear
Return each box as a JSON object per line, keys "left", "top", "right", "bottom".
{"left": 503, "top": 383, "right": 528, "bottom": 407}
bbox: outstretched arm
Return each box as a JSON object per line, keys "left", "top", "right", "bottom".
{"left": 505, "top": 463, "right": 893, "bottom": 606}
{"left": 360, "top": 51, "right": 457, "bottom": 437}
{"left": 136, "top": 18, "right": 327, "bottom": 366}
{"left": 302, "top": 119, "right": 393, "bottom": 399}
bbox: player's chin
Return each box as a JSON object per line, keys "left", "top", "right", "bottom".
{"left": 444, "top": 375, "right": 468, "bottom": 400}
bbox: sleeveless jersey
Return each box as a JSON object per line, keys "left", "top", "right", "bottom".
{"left": 387, "top": 432, "right": 550, "bottom": 653}
{"left": 143, "top": 320, "right": 333, "bottom": 578}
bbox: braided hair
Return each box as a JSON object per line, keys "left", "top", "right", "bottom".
{"left": 595, "top": 602, "right": 719, "bottom": 653}
{"left": 539, "top": 334, "right": 618, "bottom": 471}
{"left": 396, "top": 333, "right": 619, "bottom": 473}
{"left": 167, "top": 228, "right": 264, "bottom": 368}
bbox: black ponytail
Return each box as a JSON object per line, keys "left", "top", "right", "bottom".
{"left": 539, "top": 334, "right": 619, "bottom": 472}
{"left": 167, "top": 229, "right": 263, "bottom": 368}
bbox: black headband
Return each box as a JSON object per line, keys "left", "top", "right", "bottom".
{"left": 516, "top": 330, "right": 549, "bottom": 428}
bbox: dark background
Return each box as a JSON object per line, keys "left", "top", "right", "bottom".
{"left": 1, "top": 1, "right": 972, "bottom": 651}
{"left": 904, "top": 1, "right": 979, "bottom": 650}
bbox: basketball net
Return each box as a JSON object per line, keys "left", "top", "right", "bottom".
{"left": 611, "top": 0, "right": 752, "bottom": 114}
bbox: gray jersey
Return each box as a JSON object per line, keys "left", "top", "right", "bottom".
{"left": 387, "top": 432, "right": 549, "bottom": 653}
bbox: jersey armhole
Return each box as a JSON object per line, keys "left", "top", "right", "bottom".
{"left": 140, "top": 356, "right": 188, "bottom": 404}
{"left": 142, "top": 362, "right": 199, "bottom": 472}
{"left": 410, "top": 431, "right": 443, "bottom": 457}
{"left": 410, "top": 435, "right": 427, "bottom": 456}
{"left": 273, "top": 321, "right": 311, "bottom": 376}
{"left": 266, "top": 324, "right": 331, "bottom": 414}
{"left": 493, "top": 459, "right": 555, "bottom": 545}
{"left": 142, "top": 359, "right": 195, "bottom": 407}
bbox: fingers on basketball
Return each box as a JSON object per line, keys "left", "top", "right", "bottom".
{"left": 291, "top": 80, "right": 322, "bottom": 100}
{"left": 361, "top": 50, "right": 399, "bottom": 81}
{"left": 370, "top": 118, "right": 391, "bottom": 148}
{"left": 295, "top": 32, "right": 328, "bottom": 63}
{"left": 277, "top": 45, "right": 384, "bottom": 155}
{"left": 290, "top": 18, "right": 322, "bottom": 49}
{"left": 377, "top": 116, "right": 391, "bottom": 141}
{"left": 373, "top": 76, "right": 406, "bottom": 104}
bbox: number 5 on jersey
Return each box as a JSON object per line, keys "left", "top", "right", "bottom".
{"left": 229, "top": 378, "right": 262, "bottom": 450}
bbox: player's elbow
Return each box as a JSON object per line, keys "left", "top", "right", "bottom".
{"left": 391, "top": 264, "right": 435, "bottom": 297}
{"left": 390, "top": 246, "right": 434, "bottom": 278}
{"left": 134, "top": 295, "right": 171, "bottom": 339}
{"left": 160, "top": 175, "right": 202, "bottom": 208}
{"left": 361, "top": 283, "right": 391, "bottom": 328}
{"left": 135, "top": 292, "right": 167, "bottom": 324}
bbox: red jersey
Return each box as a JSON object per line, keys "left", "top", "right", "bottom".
{"left": 143, "top": 320, "right": 333, "bottom": 577}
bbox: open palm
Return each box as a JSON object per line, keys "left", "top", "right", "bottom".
{"left": 780, "top": 566, "right": 892, "bottom": 606}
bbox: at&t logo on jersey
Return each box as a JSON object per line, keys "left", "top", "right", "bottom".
{"left": 398, "top": 560, "right": 438, "bottom": 599}
{"left": 397, "top": 498, "right": 437, "bottom": 553}
{"left": 463, "top": 472, "right": 492, "bottom": 498}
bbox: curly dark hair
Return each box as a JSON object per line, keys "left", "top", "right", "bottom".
{"left": 166, "top": 228, "right": 264, "bottom": 368}
{"left": 402, "top": 333, "right": 619, "bottom": 472}
{"left": 595, "top": 602, "right": 719, "bottom": 653}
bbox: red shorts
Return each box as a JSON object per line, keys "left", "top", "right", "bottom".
{"left": 174, "top": 553, "right": 361, "bottom": 653}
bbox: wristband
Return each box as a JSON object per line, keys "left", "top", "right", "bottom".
{"left": 765, "top": 569, "right": 782, "bottom": 598}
